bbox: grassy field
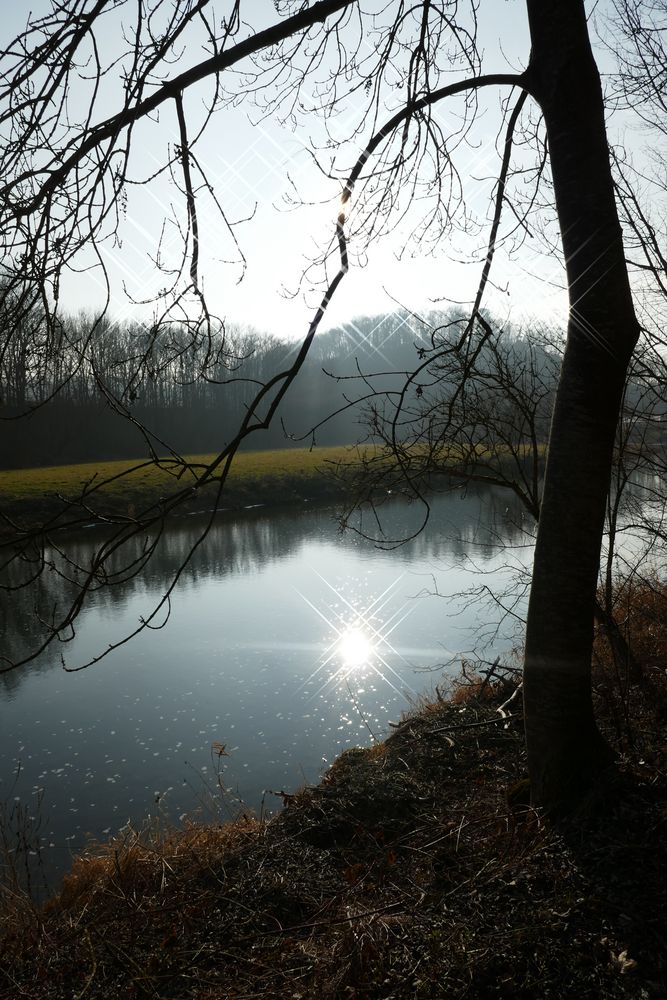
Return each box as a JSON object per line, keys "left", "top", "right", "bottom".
{"left": 0, "top": 446, "right": 353, "bottom": 497}
{"left": 0, "top": 441, "right": 546, "bottom": 533}
{"left": 0, "top": 446, "right": 364, "bottom": 530}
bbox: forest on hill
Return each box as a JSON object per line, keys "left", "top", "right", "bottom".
{"left": 3, "top": 301, "right": 664, "bottom": 477}
{"left": 0, "top": 304, "right": 564, "bottom": 468}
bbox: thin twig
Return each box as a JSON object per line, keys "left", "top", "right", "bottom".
{"left": 427, "top": 713, "right": 522, "bottom": 735}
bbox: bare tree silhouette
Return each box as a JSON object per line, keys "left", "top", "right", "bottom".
{"left": 0, "top": 0, "right": 662, "bottom": 811}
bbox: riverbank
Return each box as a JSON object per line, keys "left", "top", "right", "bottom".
{"left": 0, "top": 442, "right": 543, "bottom": 536}
{"left": 2, "top": 659, "right": 666, "bottom": 999}
{"left": 0, "top": 446, "right": 363, "bottom": 534}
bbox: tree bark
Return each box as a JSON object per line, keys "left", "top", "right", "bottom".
{"left": 522, "top": 0, "right": 641, "bottom": 811}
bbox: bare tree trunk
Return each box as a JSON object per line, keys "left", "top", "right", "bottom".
{"left": 522, "top": 0, "right": 641, "bottom": 811}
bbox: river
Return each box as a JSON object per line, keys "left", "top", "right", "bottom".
{"left": 0, "top": 484, "right": 534, "bottom": 890}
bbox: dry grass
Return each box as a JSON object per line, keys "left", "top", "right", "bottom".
{"left": 607, "top": 572, "right": 667, "bottom": 676}
{"left": 593, "top": 573, "right": 667, "bottom": 754}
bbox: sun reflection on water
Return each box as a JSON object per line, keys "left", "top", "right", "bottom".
{"left": 295, "top": 570, "right": 418, "bottom": 703}
{"left": 337, "top": 626, "right": 374, "bottom": 668}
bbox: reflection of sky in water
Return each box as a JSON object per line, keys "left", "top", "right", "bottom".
{"left": 0, "top": 489, "right": 533, "bottom": 888}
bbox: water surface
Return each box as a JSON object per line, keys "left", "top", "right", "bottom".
{"left": 0, "top": 486, "right": 533, "bottom": 887}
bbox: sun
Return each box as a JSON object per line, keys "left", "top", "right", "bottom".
{"left": 337, "top": 627, "right": 374, "bottom": 668}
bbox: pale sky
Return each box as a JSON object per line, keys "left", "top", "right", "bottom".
{"left": 3, "top": 1, "right": 624, "bottom": 341}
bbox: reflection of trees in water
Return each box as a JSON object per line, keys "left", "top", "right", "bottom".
{"left": 0, "top": 485, "right": 531, "bottom": 697}
{"left": 347, "top": 483, "right": 532, "bottom": 564}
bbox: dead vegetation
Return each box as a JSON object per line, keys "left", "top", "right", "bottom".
{"left": 1, "top": 592, "right": 667, "bottom": 998}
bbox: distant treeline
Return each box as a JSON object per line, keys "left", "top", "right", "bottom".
{"left": 1, "top": 297, "right": 664, "bottom": 471}
{"left": 0, "top": 305, "right": 462, "bottom": 468}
